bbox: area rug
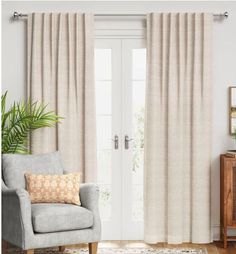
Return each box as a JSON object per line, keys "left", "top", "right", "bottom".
{"left": 8, "top": 247, "right": 208, "bottom": 254}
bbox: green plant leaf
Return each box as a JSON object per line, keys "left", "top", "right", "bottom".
{"left": 1, "top": 92, "right": 62, "bottom": 154}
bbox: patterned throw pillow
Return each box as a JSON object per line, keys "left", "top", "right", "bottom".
{"left": 25, "top": 172, "right": 81, "bottom": 205}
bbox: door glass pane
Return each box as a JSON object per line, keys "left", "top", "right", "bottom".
{"left": 95, "top": 48, "right": 112, "bottom": 221}
{"left": 132, "top": 82, "right": 145, "bottom": 115}
{"left": 132, "top": 48, "right": 146, "bottom": 221}
{"left": 95, "top": 49, "right": 112, "bottom": 80}
{"left": 132, "top": 184, "right": 143, "bottom": 221}
{"left": 96, "top": 81, "right": 112, "bottom": 115}
{"left": 99, "top": 184, "right": 112, "bottom": 221}
{"left": 132, "top": 149, "right": 144, "bottom": 184}
{"left": 97, "top": 116, "right": 111, "bottom": 149}
{"left": 132, "top": 49, "right": 146, "bottom": 80}
{"left": 97, "top": 150, "right": 112, "bottom": 184}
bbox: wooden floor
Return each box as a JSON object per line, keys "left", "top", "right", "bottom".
{"left": 71, "top": 241, "right": 236, "bottom": 254}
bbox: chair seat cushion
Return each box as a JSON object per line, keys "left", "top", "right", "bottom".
{"left": 32, "top": 203, "right": 93, "bottom": 233}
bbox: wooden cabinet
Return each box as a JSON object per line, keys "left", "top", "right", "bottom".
{"left": 220, "top": 155, "right": 236, "bottom": 248}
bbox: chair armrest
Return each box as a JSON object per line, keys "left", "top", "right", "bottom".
{"left": 2, "top": 183, "right": 34, "bottom": 249}
{"left": 2, "top": 179, "right": 8, "bottom": 191}
{"left": 79, "top": 183, "right": 99, "bottom": 211}
{"left": 79, "top": 183, "right": 101, "bottom": 236}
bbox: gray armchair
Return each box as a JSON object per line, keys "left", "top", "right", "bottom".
{"left": 2, "top": 152, "right": 101, "bottom": 254}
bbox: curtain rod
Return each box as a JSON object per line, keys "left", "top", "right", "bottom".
{"left": 12, "top": 11, "right": 229, "bottom": 19}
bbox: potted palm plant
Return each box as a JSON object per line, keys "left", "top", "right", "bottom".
{"left": 1, "top": 92, "right": 61, "bottom": 154}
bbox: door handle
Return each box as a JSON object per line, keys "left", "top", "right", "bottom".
{"left": 125, "top": 135, "right": 133, "bottom": 149}
{"left": 112, "top": 135, "right": 119, "bottom": 150}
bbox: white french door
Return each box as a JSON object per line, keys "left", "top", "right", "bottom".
{"left": 95, "top": 38, "right": 146, "bottom": 240}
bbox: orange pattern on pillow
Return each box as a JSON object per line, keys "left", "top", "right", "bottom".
{"left": 25, "top": 172, "right": 81, "bottom": 205}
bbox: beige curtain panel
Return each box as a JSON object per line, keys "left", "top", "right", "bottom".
{"left": 27, "top": 13, "right": 96, "bottom": 182}
{"left": 144, "top": 13, "right": 213, "bottom": 244}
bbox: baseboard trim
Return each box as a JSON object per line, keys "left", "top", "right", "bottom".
{"left": 212, "top": 224, "right": 220, "bottom": 241}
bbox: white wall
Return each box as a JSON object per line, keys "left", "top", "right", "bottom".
{"left": 2, "top": 1, "right": 236, "bottom": 240}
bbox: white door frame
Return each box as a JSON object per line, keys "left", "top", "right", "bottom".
{"left": 95, "top": 21, "right": 146, "bottom": 240}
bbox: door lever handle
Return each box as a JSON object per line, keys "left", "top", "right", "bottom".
{"left": 112, "top": 135, "right": 119, "bottom": 150}
{"left": 125, "top": 135, "right": 133, "bottom": 149}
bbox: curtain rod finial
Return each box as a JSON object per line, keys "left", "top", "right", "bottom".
{"left": 12, "top": 11, "right": 27, "bottom": 19}
{"left": 13, "top": 11, "right": 20, "bottom": 19}
{"left": 224, "top": 12, "right": 229, "bottom": 18}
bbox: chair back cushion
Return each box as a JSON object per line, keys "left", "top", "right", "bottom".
{"left": 2, "top": 152, "right": 64, "bottom": 189}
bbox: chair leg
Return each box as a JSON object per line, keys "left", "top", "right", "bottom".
{"left": 2, "top": 240, "right": 8, "bottom": 254}
{"left": 89, "top": 242, "right": 98, "bottom": 254}
{"left": 59, "top": 246, "right": 66, "bottom": 252}
{"left": 24, "top": 249, "right": 34, "bottom": 254}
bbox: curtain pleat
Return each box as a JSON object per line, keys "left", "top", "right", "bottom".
{"left": 144, "top": 13, "right": 212, "bottom": 244}
{"left": 27, "top": 13, "right": 96, "bottom": 182}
